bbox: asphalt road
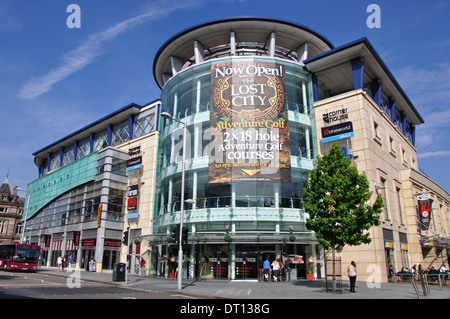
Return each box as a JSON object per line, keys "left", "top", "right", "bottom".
{"left": 0, "top": 271, "right": 198, "bottom": 299}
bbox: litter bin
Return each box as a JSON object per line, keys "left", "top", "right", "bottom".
{"left": 112, "top": 262, "right": 126, "bottom": 282}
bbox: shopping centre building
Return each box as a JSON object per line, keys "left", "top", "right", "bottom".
{"left": 23, "top": 17, "right": 449, "bottom": 282}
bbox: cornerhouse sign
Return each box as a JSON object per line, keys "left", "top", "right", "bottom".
{"left": 321, "top": 121, "right": 354, "bottom": 143}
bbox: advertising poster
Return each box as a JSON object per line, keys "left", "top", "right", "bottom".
{"left": 417, "top": 193, "right": 432, "bottom": 229}
{"left": 209, "top": 60, "right": 291, "bottom": 183}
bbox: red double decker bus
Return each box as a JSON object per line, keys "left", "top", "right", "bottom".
{"left": 0, "top": 243, "right": 40, "bottom": 272}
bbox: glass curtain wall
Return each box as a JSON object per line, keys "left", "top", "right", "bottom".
{"left": 155, "top": 57, "right": 315, "bottom": 235}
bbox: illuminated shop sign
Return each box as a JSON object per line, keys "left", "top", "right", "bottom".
{"left": 321, "top": 121, "right": 354, "bottom": 143}
{"left": 82, "top": 239, "right": 96, "bottom": 249}
{"left": 209, "top": 61, "right": 291, "bottom": 183}
{"left": 73, "top": 231, "right": 80, "bottom": 247}
{"left": 127, "top": 198, "right": 137, "bottom": 210}
{"left": 126, "top": 156, "right": 142, "bottom": 172}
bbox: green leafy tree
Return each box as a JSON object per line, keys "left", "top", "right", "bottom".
{"left": 303, "top": 142, "right": 383, "bottom": 291}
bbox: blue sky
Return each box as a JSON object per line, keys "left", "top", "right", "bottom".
{"left": 1, "top": 0, "right": 449, "bottom": 194}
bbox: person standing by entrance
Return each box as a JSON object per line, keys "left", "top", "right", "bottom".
{"left": 347, "top": 261, "right": 357, "bottom": 292}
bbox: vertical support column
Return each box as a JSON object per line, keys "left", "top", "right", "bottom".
{"left": 230, "top": 31, "right": 236, "bottom": 56}
{"left": 351, "top": 58, "right": 365, "bottom": 90}
{"left": 311, "top": 74, "right": 319, "bottom": 102}
{"left": 73, "top": 141, "right": 78, "bottom": 161}
{"left": 189, "top": 243, "right": 196, "bottom": 279}
{"left": 230, "top": 243, "right": 236, "bottom": 280}
{"left": 302, "top": 81, "right": 308, "bottom": 114}
{"left": 107, "top": 125, "right": 113, "bottom": 146}
{"left": 129, "top": 115, "right": 135, "bottom": 140}
{"left": 95, "top": 179, "right": 109, "bottom": 272}
{"left": 192, "top": 171, "right": 198, "bottom": 209}
{"left": 370, "top": 80, "right": 382, "bottom": 107}
{"left": 170, "top": 56, "right": 183, "bottom": 76}
{"left": 274, "top": 183, "right": 279, "bottom": 208}
{"left": 305, "top": 127, "right": 311, "bottom": 159}
{"left": 167, "top": 178, "right": 173, "bottom": 213}
{"left": 297, "top": 43, "right": 308, "bottom": 65}
{"left": 267, "top": 32, "right": 276, "bottom": 57}
{"left": 59, "top": 149, "right": 64, "bottom": 167}
{"left": 89, "top": 134, "right": 94, "bottom": 153}
{"left": 173, "top": 93, "right": 178, "bottom": 120}
{"left": 319, "top": 245, "right": 325, "bottom": 279}
{"left": 389, "top": 98, "right": 396, "bottom": 123}
{"left": 400, "top": 112, "right": 407, "bottom": 136}
{"left": 194, "top": 41, "right": 204, "bottom": 64}
{"left": 196, "top": 79, "right": 202, "bottom": 113}
{"left": 312, "top": 243, "right": 317, "bottom": 279}
{"left": 231, "top": 183, "right": 236, "bottom": 208}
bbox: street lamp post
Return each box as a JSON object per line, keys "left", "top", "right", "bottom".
{"left": 161, "top": 111, "right": 189, "bottom": 290}
{"left": 17, "top": 188, "right": 30, "bottom": 244}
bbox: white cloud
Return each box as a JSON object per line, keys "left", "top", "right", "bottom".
{"left": 18, "top": 1, "right": 196, "bottom": 100}
{"left": 417, "top": 150, "right": 450, "bottom": 159}
{"left": 396, "top": 62, "right": 450, "bottom": 109}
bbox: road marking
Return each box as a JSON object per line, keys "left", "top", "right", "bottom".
{"left": 170, "top": 294, "right": 197, "bottom": 299}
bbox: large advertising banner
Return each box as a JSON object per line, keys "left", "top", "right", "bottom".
{"left": 209, "top": 60, "right": 291, "bottom": 183}
{"left": 417, "top": 193, "right": 432, "bottom": 230}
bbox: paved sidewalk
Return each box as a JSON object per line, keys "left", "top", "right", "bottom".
{"left": 39, "top": 267, "right": 449, "bottom": 299}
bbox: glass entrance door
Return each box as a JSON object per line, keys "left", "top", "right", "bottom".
{"left": 234, "top": 252, "right": 258, "bottom": 280}
{"left": 210, "top": 252, "right": 228, "bottom": 279}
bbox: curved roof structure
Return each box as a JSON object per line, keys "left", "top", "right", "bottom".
{"left": 153, "top": 16, "right": 334, "bottom": 88}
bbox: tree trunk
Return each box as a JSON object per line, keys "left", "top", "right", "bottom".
{"left": 332, "top": 246, "right": 336, "bottom": 292}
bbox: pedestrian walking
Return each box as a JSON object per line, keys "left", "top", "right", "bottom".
{"left": 347, "top": 261, "right": 357, "bottom": 292}
{"left": 140, "top": 258, "right": 146, "bottom": 276}
{"left": 67, "top": 254, "right": 74, "bottom": 271}
{"left": 263, "top": 258, "right": 271, "bottom": 282}
{"left": 61, "top": 255, "right": 67, "bottom": 272}
{"left": 57, "top": 255, "right": 62, "bottom": 271}
{"left": 271, "top": 259, "right": 280, "bottom": 282}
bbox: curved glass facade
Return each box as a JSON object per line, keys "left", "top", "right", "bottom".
{"left": 153, "top": 57, "right": 319, "bottom": 279}
{"left": 156, "top": 57, "right": 315, "bottom": 232}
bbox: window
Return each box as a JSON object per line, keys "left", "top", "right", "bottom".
{"left": 93, "top": 130, "right": 108, "bottom": 152}
{"left": 62, "top": 146, "right": 75, "bottom": 166}
{"left": 111, "top": 121, "right": 130, "bottom": 146}
{"left": 401, "top": 148, "right": 408, "bottom": 165}
{"left": 373, "top": 120, "right": 381, "bottom": 144}
{"left": 394, "top": 111, "right": 402, "bottom": 132}
{"left": 380, "top": 94, "right": 390, "bottom": 118}
{"left": 0, "top": 221, "right": 6, "bottom": 234}
{"left": 15, "top": 223, "right": 22, "bottom": 235}
{"left": 0, "top": 207, "right": 8, "bottom": 213}
{"left": 378, "top": 177, "right": 389, "bottom": 220}
{"left": 389, "top": 136, "right": 395, "bottom": 155}
{"left": 396, "top": 187, "right": 404, "bottom": 225}
{"left": 78, "top": 138, "right": 91, "bottom": 158}
{"left": 134, "top": 114, "right": 155, "bottom": 138}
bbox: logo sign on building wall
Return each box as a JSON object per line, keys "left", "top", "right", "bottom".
{"left": 322, "top": 108, "right": 348, "bottom": 124}
{"left": 417, "top": 193, "right": 432, "bottom": 230}
{"left": 209, "top": 60, "right": 291, "bottom": 183}
{"left": 127, "top": 197, "right": 137, "bottom": 210}
{"left": 73, "top": 231, "right": 80, "bottom": 247}
{"left": 321, "top": 121, "right": 354, "bottom": 143}
{"left": 127, "top": 185, "right": 138, "bottom": 197}
{"left": 126, "top": 156, "right": 142, "bottom": 172}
